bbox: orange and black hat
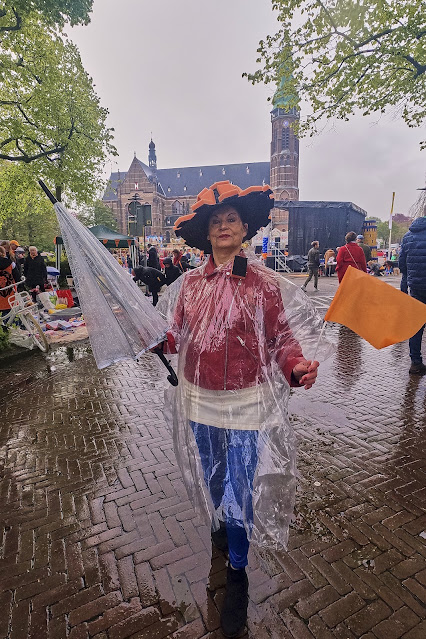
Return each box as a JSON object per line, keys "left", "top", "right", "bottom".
{"left": 173, "top": 181, "right": 274, "bottom": 253}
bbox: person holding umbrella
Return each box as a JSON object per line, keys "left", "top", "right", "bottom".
{"left": 157, "top": 181, "right": 330, "bottom": 638}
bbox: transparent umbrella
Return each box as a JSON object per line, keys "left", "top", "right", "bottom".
{"left": 40, "top": 181, "right": 177, "bottom": 384}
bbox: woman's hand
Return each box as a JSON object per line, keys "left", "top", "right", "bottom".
{"left": 292, "top": 360, "right": 319, "bottom": 390}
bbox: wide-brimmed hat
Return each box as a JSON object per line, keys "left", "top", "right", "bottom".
{"left": 174, "top": 180, "right": 274, "bottom": 253}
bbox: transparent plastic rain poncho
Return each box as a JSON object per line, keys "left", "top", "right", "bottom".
{"left": 54, "top": 202, "right": 167, "bottom": 368}
{"left": 157, "top": 253, "right": 334, "bottom": 550}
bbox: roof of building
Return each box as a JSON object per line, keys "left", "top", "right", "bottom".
{"left": 103, "top": 160, "right": 271, "bottom": 201}
{"left": 275, "top": 200, "right": 367, "bottom": 216}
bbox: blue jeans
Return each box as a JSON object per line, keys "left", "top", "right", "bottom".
{"left": 409, "top": 288, "right": 426, "bottom": 363}
{"left": 190, "top": 421, "right": 258, "bottom": 569}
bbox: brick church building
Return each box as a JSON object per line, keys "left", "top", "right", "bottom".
{"left": 103, "top": 103, "right": 299, "bottom": 241}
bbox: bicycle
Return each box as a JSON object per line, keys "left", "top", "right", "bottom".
{"left": 0, "top": 280, "right": 49, "bottom": 353}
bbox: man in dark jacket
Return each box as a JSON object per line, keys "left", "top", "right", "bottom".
{"left": 133, "top": 266, "right": 165, "bottom": 307}
{"left": 301, "top": 241, "right": 320, "bottom": 292}
{"left": 163, "top": 257, "right": 182, "bottom": 286}
{"left": 356, "top": 235, "right": 372, "bottom": 263}
{"left": 147, "top": 245, "right": 161, "bottom": 270}
{"left": 399, "top": 216, "right": 426, "bottom": 374}
{"left": 24, "top": 246, "right": 47, "bottom": 302}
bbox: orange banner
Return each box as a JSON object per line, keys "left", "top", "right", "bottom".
{"left": 324, "top": 266, "right": 426, "bottom": 349}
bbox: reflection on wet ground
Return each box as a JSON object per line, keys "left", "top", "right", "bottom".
{"left": 0, "top": 328, "right": 425, "bottom": 638}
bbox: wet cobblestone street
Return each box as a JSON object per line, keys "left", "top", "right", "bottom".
{"left": 0, "top": 279, "right": 425, "bottom": 639}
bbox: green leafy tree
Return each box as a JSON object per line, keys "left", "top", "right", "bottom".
{"left": 0, "top": 16, "right": 116, "bottom": 202}
{"left": 0, "top": 0, "right": 93, "bottom": 31}
{"left": 78, "top": 200, "right": 118, "bottom": 231}
{"left": 246, "top": 1, "right": 426, "bottom": 147}
{"left": 0, "top": 162, "right": 59, "bottom": 250}
{"left": 377, "top": 220, "right": 410, "bottom": 246}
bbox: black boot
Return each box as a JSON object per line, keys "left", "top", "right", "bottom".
{"left": 211, "top": 520, "right": 228, "bottom": 552}
{"left": 220, "top": 565, "right": 248, "bottom": 638}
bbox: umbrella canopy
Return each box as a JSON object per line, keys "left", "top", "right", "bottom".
{"left": 47, "top": 266, "right": 60, "bottom": 276}
{"left": 51, "top": 201, "right": 167, "bottom": 369}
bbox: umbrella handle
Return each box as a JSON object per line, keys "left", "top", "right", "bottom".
{"left": 39, "top": 180, "right": 57, "bottom": 204}
{"left": 153, "top": 347, "right": 179, "bottom": 386}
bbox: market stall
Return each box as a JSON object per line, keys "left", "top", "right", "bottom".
{"left": 54, "top": 225, "right": 137, "bottom": 270}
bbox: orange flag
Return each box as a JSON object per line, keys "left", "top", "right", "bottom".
{"left": 324, "top": 266, "right": 426, "bottom": 349}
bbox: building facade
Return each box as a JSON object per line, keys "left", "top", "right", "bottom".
{"left": 103, "top": 105, "right": 300, "bottom": 240}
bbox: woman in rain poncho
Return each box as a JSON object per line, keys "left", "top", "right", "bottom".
{"left": 157, "top": 181, "right": 332, "bottom": 638}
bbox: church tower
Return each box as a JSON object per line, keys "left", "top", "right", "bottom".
{"left": 270, "top": 78, "right": 299, "bottom": 202}
{"left": 148, "top": 138, "right": 157, "bottom": 170}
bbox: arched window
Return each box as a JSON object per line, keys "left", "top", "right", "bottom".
{"left": 172, "top": 201, "right": 184, "bottom": 216}
{"left": 282, "top": 127, "right": 290, "bottom": 151}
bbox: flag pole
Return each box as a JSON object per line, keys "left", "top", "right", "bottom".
{"left": 312, "top": 320, "right": 328, "bottom": 361}
{"left": 388, "top": 192, "right": 395, "bottom": 260}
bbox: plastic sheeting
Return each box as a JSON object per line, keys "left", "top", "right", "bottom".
{"left": 54, "top": 202, "right": 167, "bottom": 369}
{"left": 157, "top": 254, "right": 334, "bottom": 550}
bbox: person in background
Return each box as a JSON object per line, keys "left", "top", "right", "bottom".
{"left": 14, "top": 247, "right": 26, "bottom": 273}
{"left": 323, "top": 248, "right": 336, "bottom": 277}
{"left": 0, "top": 245, "right": 20, "bottom": 315}
{"left": 399, "top": 215, "right": 426, "bottom": 375}
{"left": 336, "top": 232, "right": 367, "bottom": 283}
{"left": 132, "top": 265, "right": 165, "bottom": 307}
{"left": 356, "top": 234, "right": 372, "bottom": 263}
{"left": 24, "top": 246, "right": 47, "bottom": 302}
{"left": 172, "top": 248, "right": 184, "bottom": 271}
{"left": 301, "top": 240, "right": 320, "bottom": 291}
{"left": 179, "top": 254, "right": 192, "bottom": 271}
{"left": 163, "top": 257, "right": 182, "bottom": 286}
{"left": 189, "top": 249, "right": 198, "bottom": 268}
{"left": 147, "top": 244, "right": 161, "bottom": 270}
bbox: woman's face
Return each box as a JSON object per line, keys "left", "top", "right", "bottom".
{"left": 207, "top": 206, "right": 248, "bottom": 253}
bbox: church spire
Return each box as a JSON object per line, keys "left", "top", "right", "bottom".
{"left": 148, "top": 137, "right": 157, "bottom": 170}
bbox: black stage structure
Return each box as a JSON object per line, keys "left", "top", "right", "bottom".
{"left": 276, "top": 201, "right": 367, "bottom": 256}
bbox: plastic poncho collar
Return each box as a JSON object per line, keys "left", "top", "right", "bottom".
{"left": 157, "top": 253, "right": 334, "bottom": 550}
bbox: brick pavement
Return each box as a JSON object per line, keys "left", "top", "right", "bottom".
{"left": 0, "top": 282, "right": 425, "bottom": 638}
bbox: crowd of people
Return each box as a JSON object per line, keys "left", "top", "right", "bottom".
{"left": 0, "top": 240, "right": 48, "bottom": 313}
{"left": 131, "top": 245, "right": 205, "bottom": 306}
{"left": 301, "top": 232, "right": 392, "bottom": 292}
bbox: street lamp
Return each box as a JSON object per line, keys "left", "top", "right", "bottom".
{"left": 128, "top": 194, "right": 152, "bottom": 266}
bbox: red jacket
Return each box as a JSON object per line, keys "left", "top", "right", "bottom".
{"left": 336, "top": 242, "right": 367, "bottom": 283}
{"left": 166, "top": 256, "right": 305, "bottom": 391}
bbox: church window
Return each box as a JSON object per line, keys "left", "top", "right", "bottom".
{"left": 284, "top": 155, "right": 291, "bottom": 165}
{"left": 167, "top": 187, "right": 171, "bottom": 192}
{"left": 177, "top": 171, "right": 181, "bottom": 178}
{"left": 183, "top": 185, "right": 187, "bottom": 191}
{"left": 199, "top": 169, "right": 203, "bottom": 177}
{"left": 172, "top": 201, "right": 184, "bottom": 215}
{"left": 282, "top": 127, "right": 290, "bottom": 151}
{"left": 222, "top": 167, "right": 226, "bottom": 175}
{"left": 246, "top": 166, "right": 250, "bottom": 174}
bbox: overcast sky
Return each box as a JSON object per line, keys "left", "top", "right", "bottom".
{"left": 69, "top": 0, "right": 425, "bottom": 221}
